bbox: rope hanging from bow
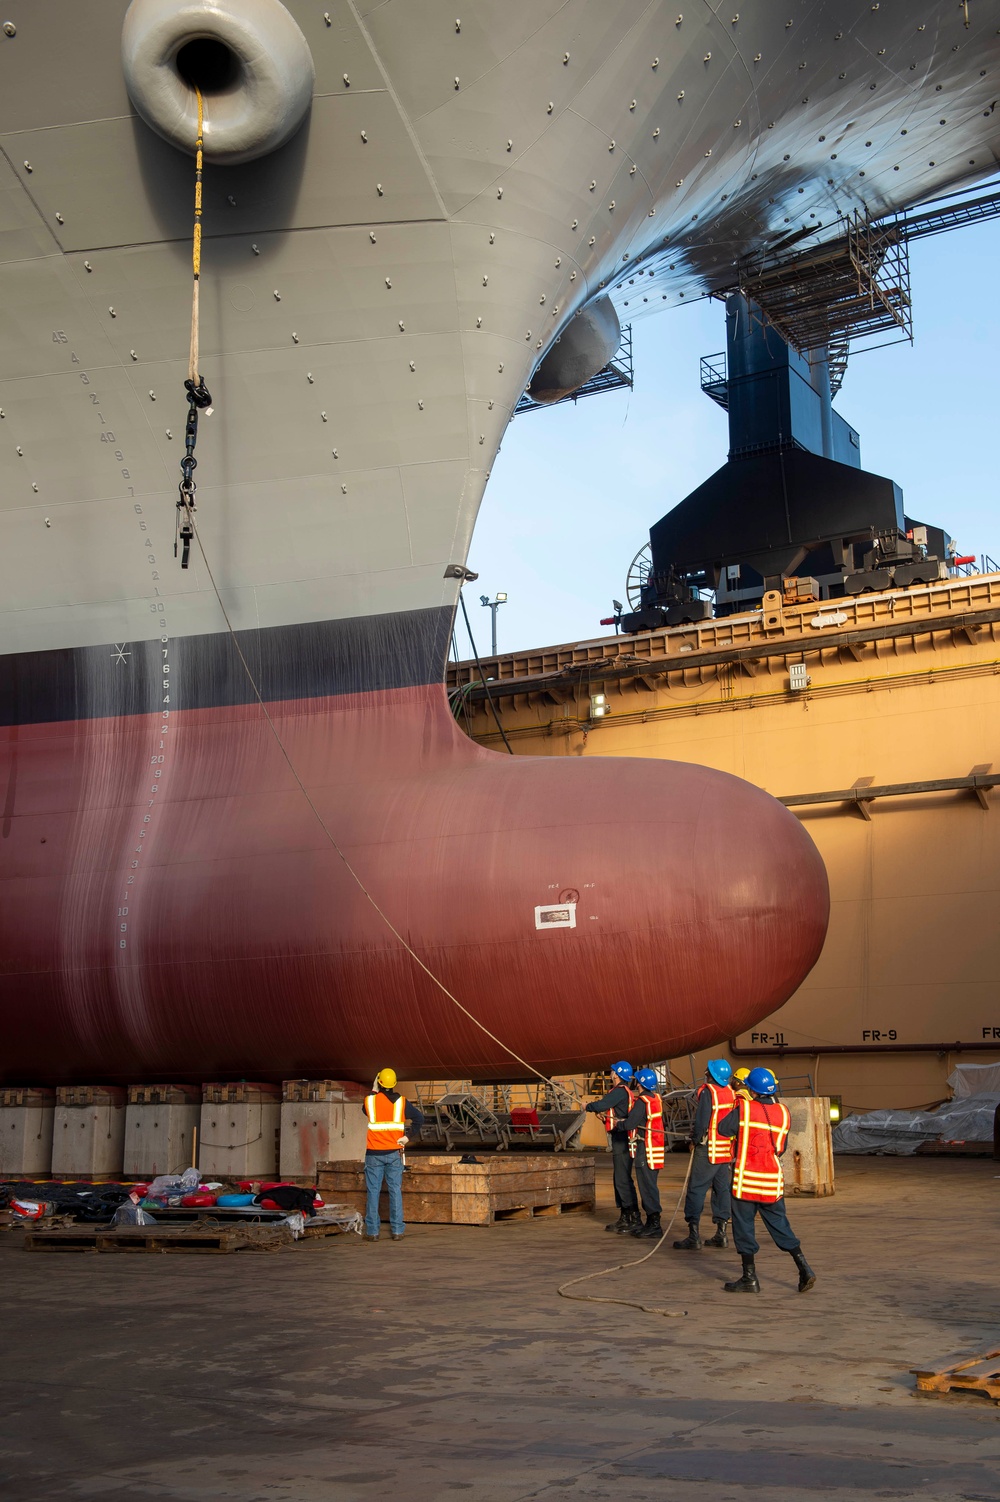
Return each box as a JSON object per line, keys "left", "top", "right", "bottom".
{"left": 176, "top": 86, "right": 213, "bottom": 570}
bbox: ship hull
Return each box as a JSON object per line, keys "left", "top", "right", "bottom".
{"left": 0, "top": 624, "right": 828, "bottom": 1083}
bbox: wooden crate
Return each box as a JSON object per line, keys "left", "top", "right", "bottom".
{"left": 913, "top": 1346, "right": 1000, "bottom": 1404}
{"left": 317, "top": 1153, "right": 597, "bottom": 1226}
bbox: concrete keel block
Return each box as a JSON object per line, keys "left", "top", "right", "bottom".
{"left": 124, "top": 1086, "right": 202, "bottom": 1179}
{"left": 0, "top": 1088, "right": 55, "bottom": 1177}
{"left": 280, "top": 1092, "right": 367, "bottom": 1180}
{"left": 199, "top": 1083, "right": 280, "bottom": 1179}
{"left": 52, "top": 1087, "right": 127, "bottom": 1178}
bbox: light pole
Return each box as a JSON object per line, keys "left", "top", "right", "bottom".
{"left": 479, "top": 592, "right": 507, "bottom": 656}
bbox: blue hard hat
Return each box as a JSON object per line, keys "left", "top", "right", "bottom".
{"left": 706, "top": 1058, "right": 732, "bottom": 1086}
{"left": 611, "top": 1061, "right": 633, "bottom": 1081}
{"left": 747, "top": 1066, "right": 778, "bottom": 1097}
{"left": 635, "top": 1067, "right": 659, "bottom": 1091}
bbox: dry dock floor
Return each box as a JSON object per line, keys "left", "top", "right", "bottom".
{"left": 2, "top": 1156, "right": 999, "bottom": 1501}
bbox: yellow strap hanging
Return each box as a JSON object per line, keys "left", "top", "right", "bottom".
{"left": 188, "top": 86, "right": 204, "bottom": 383}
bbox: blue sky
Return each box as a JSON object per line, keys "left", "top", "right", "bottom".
{"left": 464, "top": 215, "right": 1000, "bottom": 659}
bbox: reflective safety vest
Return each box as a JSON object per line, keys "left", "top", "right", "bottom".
{"left": 365, "top": 1091, "right": 406, "bottom": 1152}
{"left": 730, "top": 1096, "right": 790, "bottom": 1202}
{"left": 628, "top": 1091, "right": 665, "bottom": 1169}
{"left": 605, "top": 1086, "right": 637, "bottom": 1136}
{"left": 700, "top": 1081, "right": 736, "bottom": 1165}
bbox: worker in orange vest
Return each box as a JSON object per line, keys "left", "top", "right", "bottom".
{"left": 715, "top": 1067, "right": 816, "bottom": 1293}
{"left": 621, "top": 1067, "right": 666, "bottom": 1239}
{"left": 362, "top": 1068, "right": 424, "bottom": 1242}
{"left": 673, "top": 1058, "right": 735, "bottom": 1251}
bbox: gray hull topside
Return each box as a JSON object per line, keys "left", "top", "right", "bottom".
{"left": 1, "top": 0, "right": 998, "bottom": 663}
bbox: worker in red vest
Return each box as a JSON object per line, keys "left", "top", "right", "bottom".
{"left": 621, "top": 1067, "right": 666, "bottom": 1239}
{"left": 584, "top": 1060, "right": 640, "bottom": 1233}
{"left": 716, "top": 1067, "right": 816, "bottom": 1293}
{"left": 673, "top": 1058, "right": 735, "bottom": 1251}
{"left": 362, "top": 1068, "right": 424, "bottom": 1242}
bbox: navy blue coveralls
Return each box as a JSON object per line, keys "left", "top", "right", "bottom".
{"left": 585, "top": 1085, "right": 638, "bottom": 1212}
{"left": 716, "top": 1102, "right": 800, "bottom": 1254}
{"left": 684, "top": 1085, "right": 732, "bottom": 1226}
{"left": 621, "top": 1095, "right": 662, "bottom": 1216}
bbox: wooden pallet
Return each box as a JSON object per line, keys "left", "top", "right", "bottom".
{"left": 913, "top": 1346, "right": 1000, "bottom": 1404}
{"left": 492, "top": 1198, "right": 593, "bottom": 1221}
{"left": 23, "top": 1224, "right": 293, "bottom": 1254}
{"left": 317, "top": 1154, "right": 597, "bottom": 1226}
{"left": 301, "top": 1218, "right": 353, "bottom": 1240}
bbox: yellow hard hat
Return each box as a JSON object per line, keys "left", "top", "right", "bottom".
{"left": 377, "top": 1067, "right": 397, "bottom": 1088}
{"left": 733, "top": 1067, "right": 751, "bottom": 1082}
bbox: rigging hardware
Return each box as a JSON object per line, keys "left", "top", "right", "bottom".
{"left": 175, "top": 87, "right": 212, "bottom": 570}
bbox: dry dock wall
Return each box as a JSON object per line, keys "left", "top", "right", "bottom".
{"left": 450, "top": 575, "right": 1000, "bottom": 1111}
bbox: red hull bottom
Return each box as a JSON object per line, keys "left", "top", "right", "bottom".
{"left": 0, "top": 684, "right": 828, "bottom": 1083}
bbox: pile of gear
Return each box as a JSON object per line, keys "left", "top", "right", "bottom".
{"left": 585, "top": 1059, "right": 817, "bottom": 1296}
{"left": 1, "top": 1172, "right": 362, "bottom": 1239}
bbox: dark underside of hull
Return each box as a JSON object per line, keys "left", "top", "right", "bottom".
{"left": 0, "top": 606, "right": 455, "bottom": 726}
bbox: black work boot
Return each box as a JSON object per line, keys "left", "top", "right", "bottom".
{"left": 630, "top": 1212, "right": 662, "bottom": 1239}
{"left": 790, "top": 1247, "right": 816, "bottom": 1292}
{"left": 724, "top": 1254, "right": 760, "bottom": 1293}
{"left": 672, "top": 1220, "right": 702, "bottom": 1250}
{"left": 604, "top": 1209, "right": 629, "bottom": 1232}
{"left": 703, "top": 1219, "right": 729, "bottom": 1248}
{"left": 614, "top": 1208, "right": 642, "bottom": 1234}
